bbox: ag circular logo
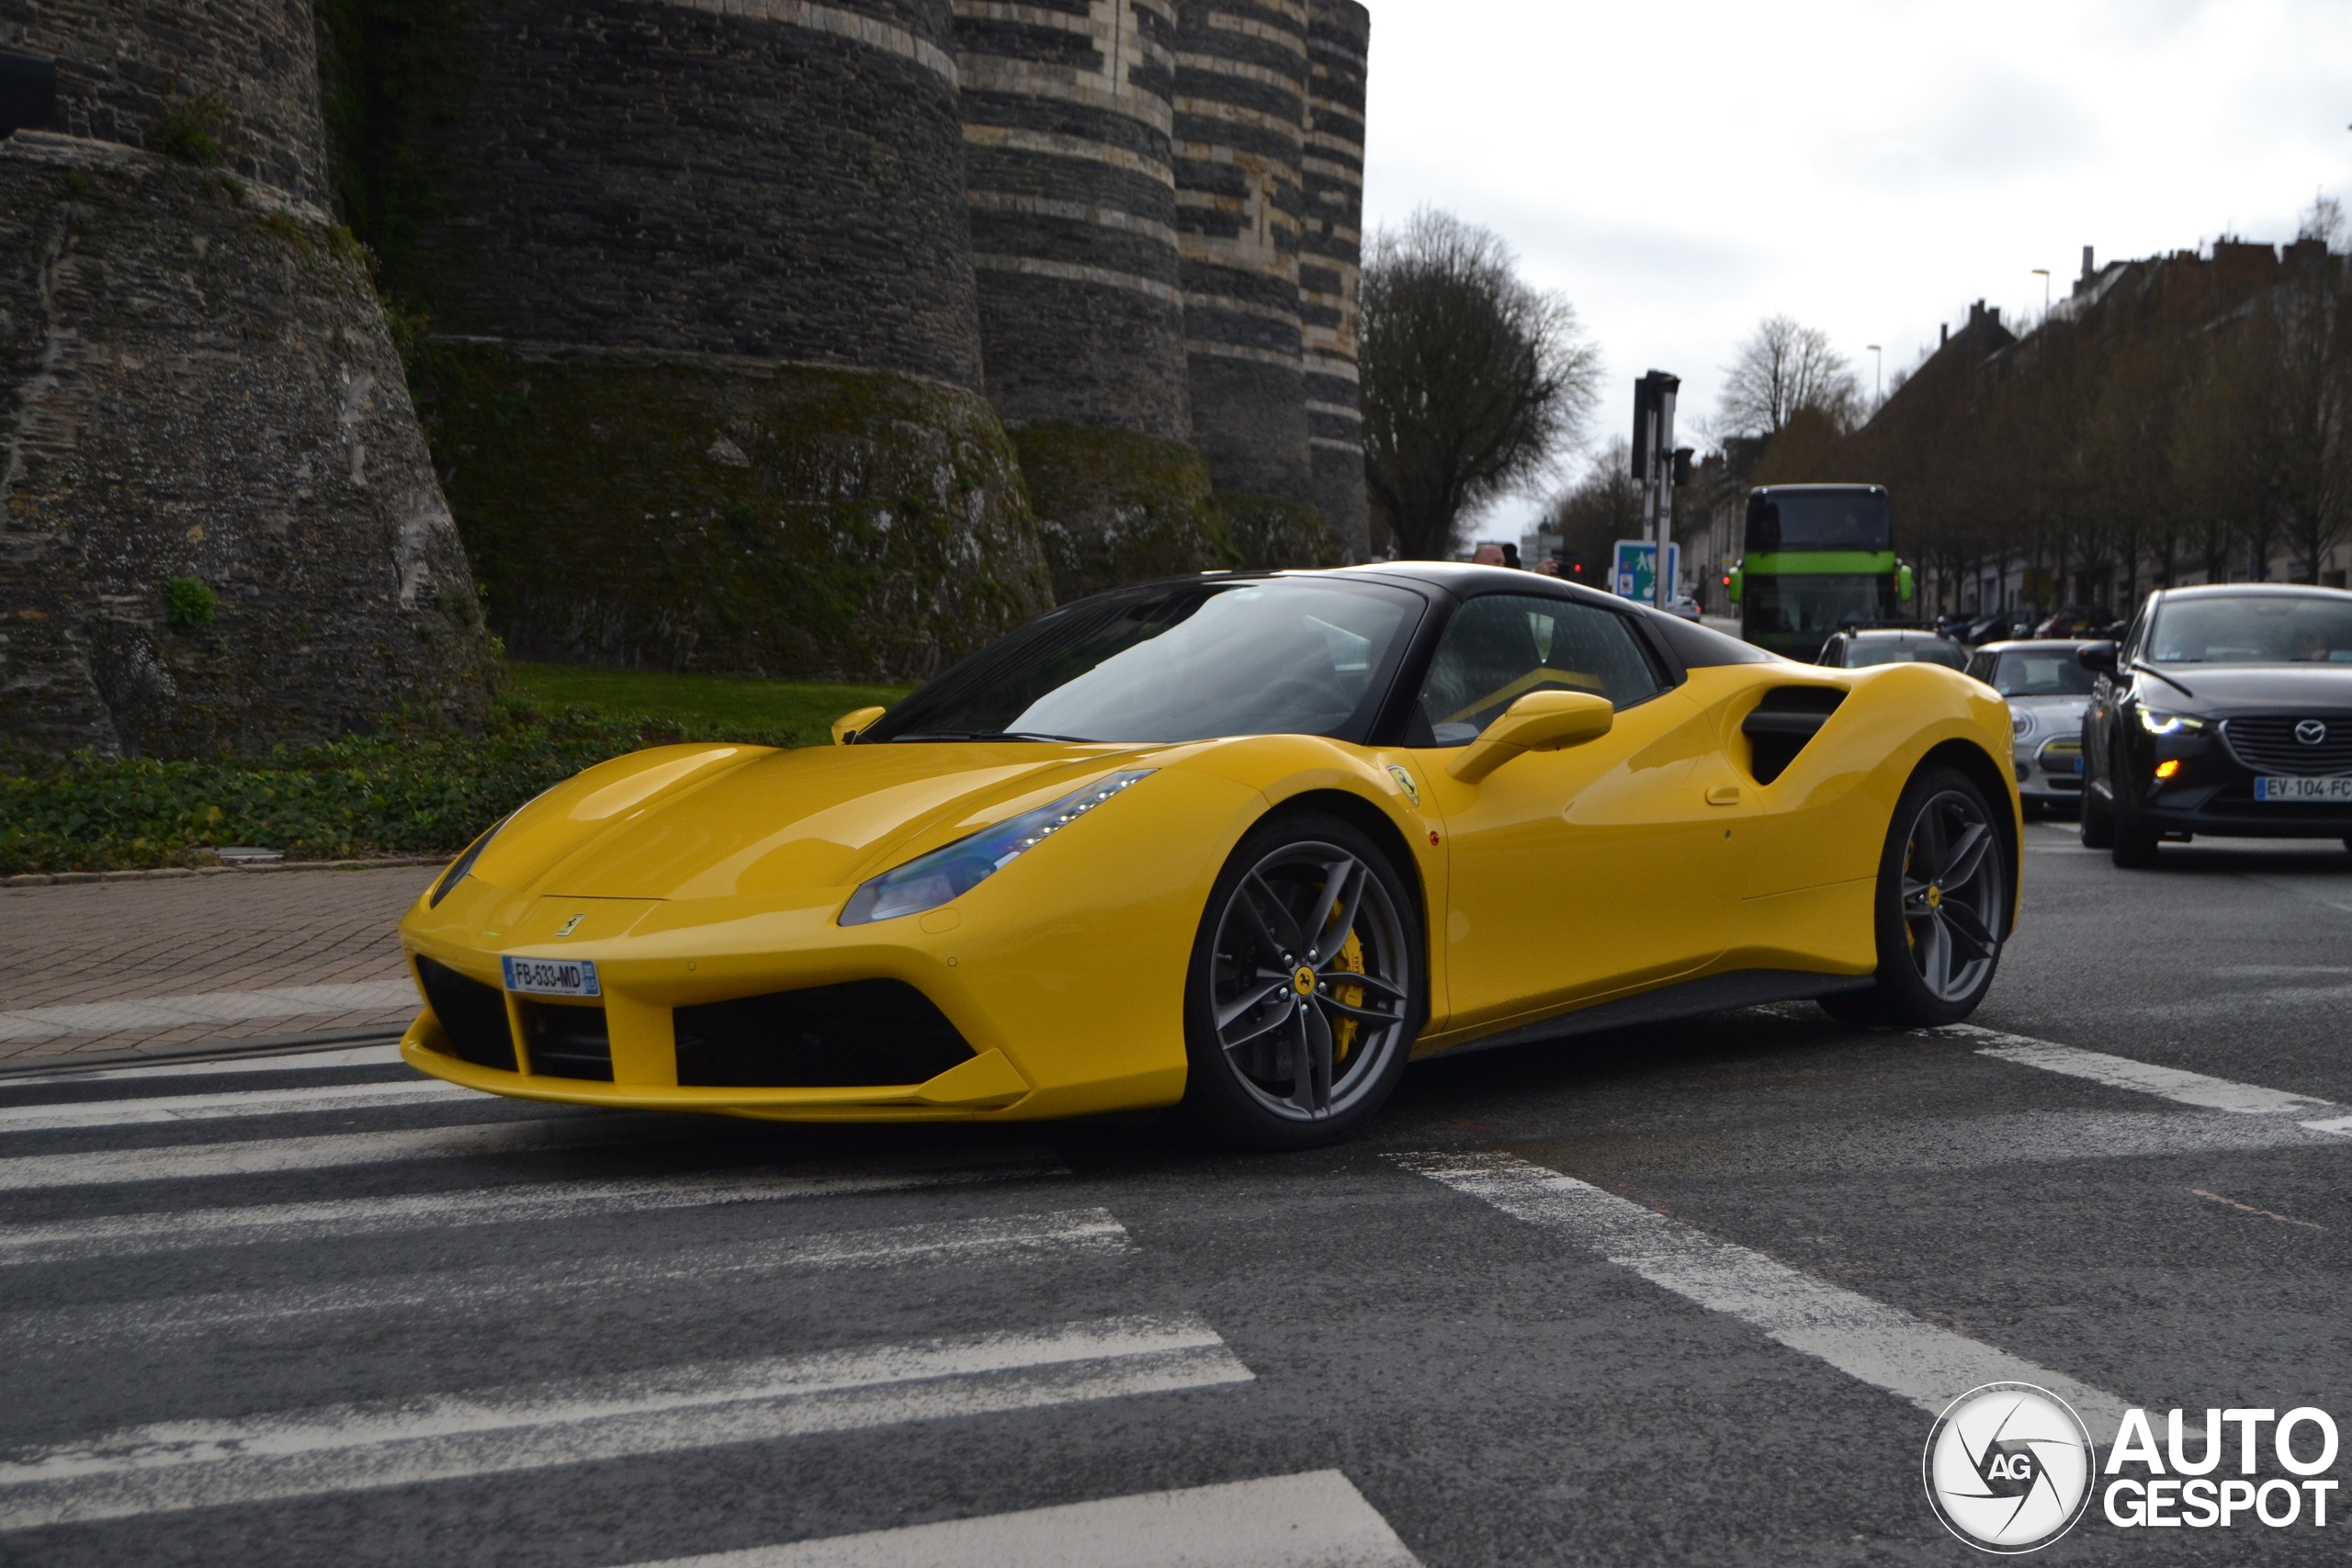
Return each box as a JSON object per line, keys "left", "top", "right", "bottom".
{"left": 1924, "top": 1383, "right": 2096, "bottom": 1552}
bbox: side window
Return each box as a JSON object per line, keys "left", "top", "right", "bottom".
{"left": 1412, "top": 595, "right": 1663, "bottom": 745}
{"left": 1965, "top": 650, "right": 1997, "bottom": 687}
{"left": 2117, "top": 605, "right": 2149, "bottom": 667}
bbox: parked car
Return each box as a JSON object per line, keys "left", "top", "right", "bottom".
{"left": 1816, "top": 628, "right": 1971, "bottom": 671}
{"left": 1967, "top": 640, "right": 2096, "bottom": 815}
{"left": 1666, "top": 595, "right": 1702, "bottom": 622}
{"left": 1960, "top": 610, "right": 2034, "bottom": 647}
{"left": 2079, "top": 583, "right": 2352, "bottom": 866}
{"left": 2034, "top": 606, "right": 2106, "bottom": 638}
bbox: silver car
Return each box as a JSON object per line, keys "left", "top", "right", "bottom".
{"left": 1965, "top": 639, "right": 2098, "bottom": 814}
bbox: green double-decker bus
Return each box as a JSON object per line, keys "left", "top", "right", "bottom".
{"left": 1727, "top": 484, "right": 1915, "bottom": 660}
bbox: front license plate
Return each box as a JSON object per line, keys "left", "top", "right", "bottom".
{"left": 2255, "top": 775, "right": 2352, "bottom": 803}
{"left": 503, "top": 955, "right": 601, "bottom": 998}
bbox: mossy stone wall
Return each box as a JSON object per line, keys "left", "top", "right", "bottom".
{"left": 1219, "top": 492, "right": 1340, "bottom": 572}
{"left": 1012, "top": 423, "right": 1228, "bottom": 602}
{"left": 413, "top": 343, "right": 1052, "bottom": 680}
{"left": 0, "top": 134, "right": 496, "bottom": 758}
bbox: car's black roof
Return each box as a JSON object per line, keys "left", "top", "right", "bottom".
{"left": 1974, "top": 638, "right": 2095, "bottom": 653}
{"left": 2152, "top": 582, "right": 2352, "bottom": 603}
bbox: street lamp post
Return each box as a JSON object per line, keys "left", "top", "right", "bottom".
{"left": 2031, "top": 267, "right": 2051, "bottom": 318}
{"left": 1865, "top": 344, "right": 1882, "bottom": 402}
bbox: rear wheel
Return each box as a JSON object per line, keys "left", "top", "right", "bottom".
{"left": 1826, "top": 764, "right": 2007, "bottom": 1028}
{"left": 1181, "top": 812, "right": 1422, "bottom": 1150}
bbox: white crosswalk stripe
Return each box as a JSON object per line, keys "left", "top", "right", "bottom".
{"left": 0, "top": 1077, "right": 472, "bottom": 1134}
{"left": 0, "top": 983, "right": 418, "bottom": 1043}
{"left": 0, "top": 1114, "right": 645, "bottom": 1192}
{"left": 621, "top": 1472, "right": 1422, "bottom": 1567}
{"left": 0, "top": 1314, "right": 1255, "bottom": 1530}
{"left": 1396, "top": 1152, "right": 2133, "bottom": 1444}
{"left": 0, "top": 1157, "right": 1066, "bottom": 1267}
{"left": 9, "top": 1209, "right": 1134, "bottom": 1342}
{"left": 0, "top": 1043, "right": 407, "bottom": 1086}
{"left": 1949, "top": 1022, "right": 2347, "bottom": 1122}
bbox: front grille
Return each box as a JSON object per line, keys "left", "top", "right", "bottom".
{"left": 521, "top": 1002, "right": 614, "bottom": 1080}
{"left": 2037, "top": 739, "right": 2082, "bottom": 773}
{"left": 2222, "top": 716, "right": 2352, "bottom": 776}
{"left": 674, "top": 979, "right": 975, "bottom": 1089}
{"left": 414, "top": 956, "right": 517, "bottom": 1071}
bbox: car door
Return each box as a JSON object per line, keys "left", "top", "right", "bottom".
{"left": 1408, "top": 593, "right": 1732, "bottom": 1031}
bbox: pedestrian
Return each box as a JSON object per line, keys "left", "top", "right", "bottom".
{"left": 1500, "top": 543, "right": 1522, "bottom": 570}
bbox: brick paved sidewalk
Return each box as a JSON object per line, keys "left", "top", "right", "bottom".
{"left": 0, "top": 866, "right": 437, "bottom": 1065}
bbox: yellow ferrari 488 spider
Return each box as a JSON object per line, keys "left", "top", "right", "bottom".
{"left": 400, "top": 564, "right": 2019, "bottom": 1147}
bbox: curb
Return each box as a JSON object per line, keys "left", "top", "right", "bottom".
{"left": 0, "top": 1025, "right": 413, "bottom": 1079}
{"left": 1, "top": 856, "right": 446, "bottom": 889}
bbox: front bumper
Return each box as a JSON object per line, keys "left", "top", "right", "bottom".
{"left": 2124, "top": 721, "right": 2352, "bottom": 840}
{"left": 2012, "top": 736, "right": 2084, "bottom": 803}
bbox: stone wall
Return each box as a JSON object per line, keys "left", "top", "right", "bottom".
{"left": 402, "top": 0, "right": 984, "bottom": 388}
{"left": 1170, "top": 0, "right": 1312, "bottom": 504}
{"left": 1301, "top": 0, "right": 1367, "bottom": 560}
{"left": 0, "top": 134, "right": 494, "bottom": 756}
{"left": 954, "top": 0, "right": 1190, "bottom": 438}
{"left": 3, "top": 0, "right": 334, "bottom": 204}
{"left": 413, "top": 343, "right": 1051, "bottom": 678}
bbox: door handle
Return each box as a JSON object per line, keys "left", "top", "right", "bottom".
{"left": 1706, "top": 785, "right": 1742, "bottom": 807}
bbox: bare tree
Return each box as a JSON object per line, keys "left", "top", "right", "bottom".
{"left": 1543, "top": 439, "right": 1645, "bottom": 570}
{"left": 1360, "top": 209, "right": 1602, "bottom": 558}
{"left": 1718, "top": 314, "right": 1860, "bottom": 438}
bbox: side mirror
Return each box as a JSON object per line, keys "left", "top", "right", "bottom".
{"left": 831, "top": 705, "right": 888, "bottom": 745}
{"left": 1446, "top": 690, "right": 1614, "bottom": 784}
{"left": 2075, "top": 641, "right": 2118, "bottom": 678}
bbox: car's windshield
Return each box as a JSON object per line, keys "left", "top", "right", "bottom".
{"left": 1979, "top": 649, "right": 2095, "bottom": 696}
{"left": 862, "top": 579, "right": 1424, "bottom": 745}
{"left": 1745, "top": 575, "right": 1894, "bottom": 641}
{"left": 1846, "top": 638, "right": 1967, "bottom": 670}
{"left": 2148, "top": 594, "right": 2352, "bottom": 665}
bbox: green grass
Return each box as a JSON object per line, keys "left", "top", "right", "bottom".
{"left": 504, "top": 664, "right": 911, "bottom": 746}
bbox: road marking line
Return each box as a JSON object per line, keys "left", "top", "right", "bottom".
{"left": 1945, "top": 1023, "right": 2351, "bottom": 1132}
{"left": 0, "top": 1044, "right": 406, "bottom": 1087}
{"left": 0, "top": 983, "right": 416, "bottom": 1043}
{"left": 0, "top": 1156, "right": 1065, "bottom": 1265}
{"left": 0, "top": 1117, "right": 653, "bottom": 1192}
{"left": 1396, "top": 1152, "right": 2131, "bottom": 1441}
{"left": 0, "top": 1079, "right": 470, "bottom": 1134}
{"left": 0, "top": 1314, "right": 1254, "bottom": 1529}
{"left": 621, "top": 1471, "right": 1420, "bottom": 1568}
{"left": 2190, "top": 1189, "right": 2325, "bottom": 1232}
{"left": 13, "top": 1209, "right": 1131, "bottom": 1341}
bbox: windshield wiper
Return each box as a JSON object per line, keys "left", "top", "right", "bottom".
{"left": 2132, "top": 660, "right": 2196, "bottom": 699}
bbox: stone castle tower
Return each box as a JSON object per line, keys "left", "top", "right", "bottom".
{"left": 0, "top": 0, "right": 495, "bottom": 757}
{"left": 1, "top": 0, "right": 1372, "bottom": 722}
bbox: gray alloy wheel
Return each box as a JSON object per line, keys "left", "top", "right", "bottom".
{"left": 1897, "top": 786, "right": 2005, "bottom": 1003}
{"left": 1825, "top": 764, "right": 2007, "bottom": 1029}
{"left": 1182, "top": 814, "right": 1420, "bottom": 1148}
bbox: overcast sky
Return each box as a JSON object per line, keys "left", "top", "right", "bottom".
{"left": 1358, "top": 0, "right": 2352, "bottom": 539}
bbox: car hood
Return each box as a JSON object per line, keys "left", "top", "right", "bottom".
{"left": 475, "top": 742, "right": 1161, "bottom": 903}
{"left": 2139, "top": 663, "right": 2352, "bottom": 713}
{"left": 2009, "top": 694, "right": 2088, "bottom": 723}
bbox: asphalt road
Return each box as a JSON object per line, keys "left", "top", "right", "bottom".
{"left": 4, "top": 820, "right": 2349, "bottom": 1566}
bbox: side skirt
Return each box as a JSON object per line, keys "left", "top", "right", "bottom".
{"left": 1427, "top": 969, "right": 1876, "bottom": 1060}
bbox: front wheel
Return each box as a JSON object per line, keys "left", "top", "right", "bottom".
{"left": 1181, "top": 811, "right": 1422, "bottom": 1150}
{"left": 1829, "top": 765, "right": 2008, "bottom": 1028}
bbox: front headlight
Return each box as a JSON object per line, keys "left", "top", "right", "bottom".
{"left": 428, "top": 812, "right": 514, "bottom": 908}
{"left": 839, "top": 770, "right": 1155, "bottom": 927}
{"left": 2138, "top": 709, "right": 2208, "bottom": 736}
{"left": 2010, "top": 709, "right": 2033, "bottom": 738}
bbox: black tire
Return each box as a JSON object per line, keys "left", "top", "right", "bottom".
{"left": 1181, "top": 810, "right": 1423, "bottom": 1150}
{"left": 1833, "top": 764, "right": 2009, "bottom": 1028}
{"left": 2078, "top": 784, "right": 2115, "bottom": 848}
{"left": 2110, "top": 766, "right": 2161, "bottom": 868}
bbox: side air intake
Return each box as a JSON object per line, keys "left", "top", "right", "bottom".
{"left": 673, "top": 980, "right": 977, "bottom": 1089}
{"left": 1742, "top": 688, "right": 1847, "bottom": 785}
{"left": 414, "top": 956, "right": 517, "bottom": 1072}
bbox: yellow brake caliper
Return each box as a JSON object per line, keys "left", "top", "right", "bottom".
{"left": 1329, "top": 930, "right": 1365, "bottom": 1063}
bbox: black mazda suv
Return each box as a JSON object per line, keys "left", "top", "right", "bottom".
{"left": 2079, "top": 583, "right": 2352, "bottom": 867}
